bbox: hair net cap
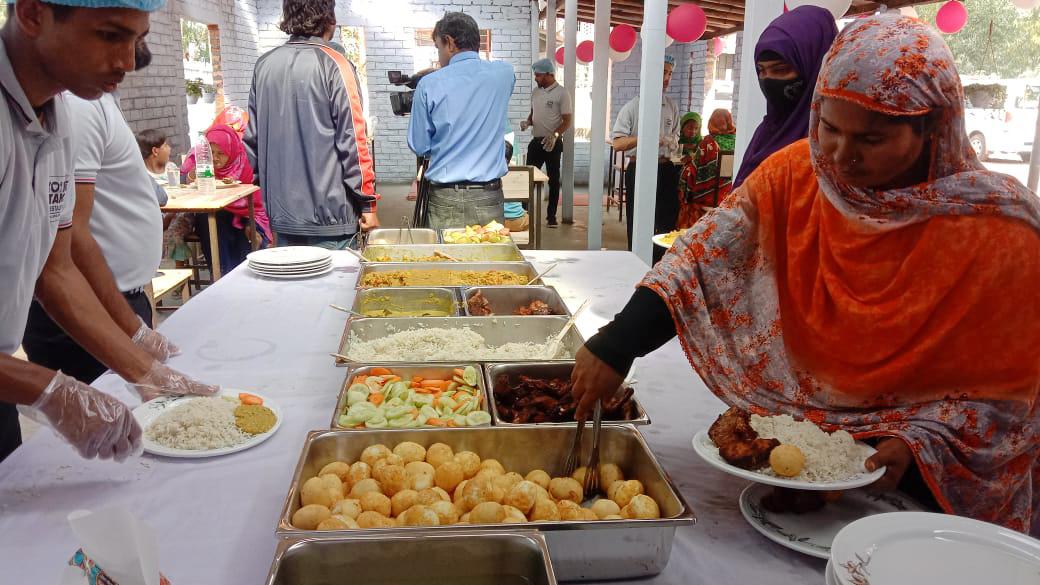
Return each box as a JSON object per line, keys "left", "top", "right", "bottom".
{"left": 6, "top": 0, "right": 167, "bottom": 10}
{"left": 664, "top": 54, "right": 675, "bottom": 66}
{"left": 532, "top": 58, "right": 556, "bottom": 74}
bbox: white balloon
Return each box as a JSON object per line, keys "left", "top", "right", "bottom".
{"left": 1012, "top": 0, "right": 1040, "bottom": 9}
{"left": 609, "top": 48, "right": 633, "bottom": 62}
{"left": 786, "top": 0, "right": 853, "bottom": 19}
{"left": 664, "top": 35, "right": 675, "bottom": 48}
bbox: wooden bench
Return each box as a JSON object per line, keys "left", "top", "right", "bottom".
{"left": 151, "top": 269, "right": 193, "bottom": 314}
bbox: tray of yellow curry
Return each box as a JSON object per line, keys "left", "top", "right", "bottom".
{"left": 357, "top": 262, "right": 541, "bottom": 288}
{"left": 352, "top": 288, "right": 462, "bottom": 318}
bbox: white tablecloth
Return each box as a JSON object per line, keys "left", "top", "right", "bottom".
{"left": 0, "top": 250, "right": 826, "bottom": 583}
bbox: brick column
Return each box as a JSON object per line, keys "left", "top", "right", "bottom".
{"left": 208, "top": 24, "right": 225, "bottom": 112}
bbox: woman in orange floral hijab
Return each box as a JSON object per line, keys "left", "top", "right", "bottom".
{"left": 573, "top": 13, "right": 1040, "bottom": 534}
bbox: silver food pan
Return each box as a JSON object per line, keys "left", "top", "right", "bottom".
{"left": 331, "top": 363, "right": 491, "bottom": 429}
{"left": 277, "top": 426, "right": 696, "bottom": 581}
{"left": 365, "top": 227, "right": 439, "bottom": 245}
{"left": 363, "top": 243, "right": 523, "bottom": 263}
{"left": 463, "top": 286, "right": 570, "bottom": 317}
{"left": 265, "top": 531, "right": 557, "bottom": 585}
{"left": 336, "top": 316, "right": 584, "bottom": 365}
{"left": 351, "top": 287, "right": 461, "bottom": 318}
{"left": 441, "top": 227, "right": 515, "bottom": 245}
{"left": 357, "top": 262, "right": 541, "bottom": 288}
{"left": 485, "top": 361, "right": 650, "bottom": 427}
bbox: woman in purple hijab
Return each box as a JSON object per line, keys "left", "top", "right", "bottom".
{"left": 732, "top": 5, "right": 838, "bottom": 187}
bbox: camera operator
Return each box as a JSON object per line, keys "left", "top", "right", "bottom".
{"left": 407, "top": 12, "right": 515, "bottom": 229}
{"left": 244, "top": 0, "right": 379, "bottom": 249}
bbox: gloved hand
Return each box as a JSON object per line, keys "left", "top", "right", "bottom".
{"left": 520, "top": 120, "right": 531, "bottom": 131}
{"left": 541, "top": 133, "right": 559, "bottom": 152}
{"left": 131, "top": 317, "right": 180, "bottom": 362}
{"left": 21, "top": 371, "right": 142, "bottom": 461}
{"left": 129, "top": 361, "right": 220, "bottom": 402}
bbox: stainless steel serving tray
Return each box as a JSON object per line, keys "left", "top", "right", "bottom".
{"left": 463, "top": 286, "right": 570, "bottom": 317}
{"left": 357, "top": 262, "right": 541, "bottom": 288}
{"left": 485, "top": 361, "right": 650, "bottom": 427}
{"left": 365, "top": 228, "right": 439, "bottom": 245}
{"left": 265, "top": 531, "right": 557, "bottom": 585}
{"left": 331, "top": 363, "right": 491, "bottom": 429}
{"left": 277, "top": 426, "right": 695, "bottom": 581}
{"left": 351, "top": 287, "right": 461, "bottom": 318}
{"left": 363, "top": 243, "right": 523, "bottom": 263}
{"left": 336, "top": 316, "right": 584, "bottom": 365}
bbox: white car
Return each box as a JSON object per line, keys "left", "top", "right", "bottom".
{"left": 964, "top": 98, "right": 1035, "bottom": 162}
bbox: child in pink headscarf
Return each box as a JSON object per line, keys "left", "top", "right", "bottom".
{"left": 182, "top": 124, "right": 272, "bottom": 273}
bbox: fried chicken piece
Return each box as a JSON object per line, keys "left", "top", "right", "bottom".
{"left": 467, "top": 291, "right": 493, "bottom": 316}
{"left": 514, "top": 299, "right": 556, "bottom": 316}
{"left": 719, "top": 437, "right": 780, "bottom": 470}
{"left": 708, "top": 406, "right": 756, "bottom": 447}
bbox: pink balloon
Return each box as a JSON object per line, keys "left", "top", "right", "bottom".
{"left": 576, "top": 40, "right": 595, "bottom": 64}
{"left": 713, "top": 37, "right": 724, "bottom": 56}
{"left": 555, "top": 46, "right": 565, "bottom": 66}
{"left": 609, "top": 24, "right": 637, "bottom": 53}
{"left": 666, "top": 4, "right": 707, "bottom": 43}
{"left": 935, "top": 0, "right": 968, "bottom": 34}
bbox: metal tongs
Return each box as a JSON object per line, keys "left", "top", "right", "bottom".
{"left": 398, "top": 215, "right": 414, "bottom": 244}
{"left": 561, "top": 399, "right": 604, "bottom": 498}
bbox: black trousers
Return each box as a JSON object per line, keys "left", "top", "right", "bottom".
{"left": 193, "top": 211, "right": 254, "bottom": 276}
{"left": 526, "top": 138, "right": 563, "bottom": 222}
{"left": 5, "top": 291, "right": 153, "bottom": 463}
{"left": 624, "top": 161, "right": 681, "bottom": 265}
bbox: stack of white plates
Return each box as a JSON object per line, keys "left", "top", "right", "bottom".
{"left": 247, "top": 246, "right": 333, "bottom": 279}
{"left": 826, "top": 511, "right": 1040, "bottom": 585}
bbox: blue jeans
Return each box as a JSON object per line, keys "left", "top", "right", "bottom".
{"left": 278, "top": 233, "right": 359, "bottom": 250}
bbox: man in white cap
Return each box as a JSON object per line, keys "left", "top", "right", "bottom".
{"left": 0, "top": 0, "right": 217, "bottom": 464}
{"left": 521, "top": 57, "right": 572, "bottom": 228}
{"left": 611, "top": 54, "right": 680, "bottom": 264}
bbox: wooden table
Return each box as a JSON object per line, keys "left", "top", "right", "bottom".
{"left": 161, "top": 184, "right": 259, "bottom": 280}
{"left": 151, "top": 268, "right": 193, "bottom": 305}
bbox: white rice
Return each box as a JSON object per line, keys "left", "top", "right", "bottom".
{"left": 144, "top": 397, "right": 251, "bottom": 451}
{"left": 750, "top": 414, "right": 870, "bottom": 482}
{"left": 347, "top": 327, "right": 568, "bottom": 362}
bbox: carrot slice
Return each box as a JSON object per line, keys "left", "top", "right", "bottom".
{"left": 412, "top": 376, "right": 423, "bottom": 384}
{"left": 353, "top": 375, "right": 367, "bottom": 384}
{"left": 384, "top": 375, "right": 401, "bottom": 383}
{"left": 238, "top": 392, "right": 263, "bottom": 406}
{"left": 370, "top": 367, "right": 393, "bottom": 376}
{"left": 369, "top": 392, "right": 385, "bottom": 405}
{"left": 421, "top": 380, "right": 448, "bottom": 389}
{"left": 452, "top": 368, "right": 465, "bottom": 378}
{"left": 426, "top": 418, "right": 448, "bottom": 427}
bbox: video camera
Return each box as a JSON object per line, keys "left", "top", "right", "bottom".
{"left": 388, "top": 70, "right": 431, "bottom": 116}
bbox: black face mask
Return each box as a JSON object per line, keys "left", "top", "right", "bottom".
{"left": 134, "top": 41, "right": 152, "bottom": 72}
{"left": 759, "top": 77, "right": 806, "bottom": 114}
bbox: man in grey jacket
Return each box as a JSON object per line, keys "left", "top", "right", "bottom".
{"left": 244, "top": 0, "right": 379, "bottom": 248}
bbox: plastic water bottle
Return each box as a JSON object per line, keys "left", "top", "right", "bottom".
{"left": 165, "top": 162, "right": 180, "bottom": 188}
{"left": 195, "top": 133, "right": 216, "bottom": 195}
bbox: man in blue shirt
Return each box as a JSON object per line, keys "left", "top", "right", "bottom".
{"left": 407, "top": 12, "right": 515, "bottom": 229}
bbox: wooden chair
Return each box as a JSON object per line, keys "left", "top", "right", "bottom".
{"left": 711, "top": 151, "right": 735, "bottom": 207}
{"left": 612, "top": 149, "right": 628, "bottom": 222}
{"left": 503, "top": 166, "right": 535, "bottom": 249}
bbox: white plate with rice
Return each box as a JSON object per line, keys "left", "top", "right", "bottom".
{"left": 692, "top": 413, "right": 885, "bottom": 491}
{"left": 134, "top": 390, "right": 282, "bottom": 458}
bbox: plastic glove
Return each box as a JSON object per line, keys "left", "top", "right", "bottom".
{"left": 131, "top": 317, "right": 180, "bottom": 362}
{"left": 129, "top": 361, "right": 219, "bottom": 402}
{"left": 541, "top": 133, "right": 559, "bottom": 152}
{"left": 21, "top": 371, "right": 141, "bottom": 461}
{"left": 520, "top": 120, "right": 531, "bottom": 131}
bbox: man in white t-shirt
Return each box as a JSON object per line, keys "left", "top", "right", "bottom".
{"left": 0, "top": 0, "right": 217, "bottom": 464}
{"left": 22, "top": 46, "right": 165, "bottom": 384}
{"left": 521, "top": 58, "right": 572, "bottom": 228}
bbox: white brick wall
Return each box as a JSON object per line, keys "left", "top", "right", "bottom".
{"left": 732, "top": 32, "right": 743, "bottom": 121}
{"left": 120, "top": 0, "right": 261, "bottom": 155}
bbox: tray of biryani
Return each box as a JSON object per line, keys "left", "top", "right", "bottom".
{"left": 364, "top": 228, "right": 440, "bottom": 246}
{"left": 463, "top": 286, "right": 569, "bottom": 317}
{"left": 133, "top": 390, "right": 281, "bottom": 458}
{"left": 335, "top": 316, "right": 584, "bottom": 366}
{"left": 692, "top": 406, "right": 885, "bottom": 491}
{"left": 352, "top": 287, "right": 462, "bottom": 318}
{"left": 362, "top": 243, "right": 523, "bottom": 263}
{"left": 332, "top": 364, "right": 492, "bottom": 430}
{"left": 357, "top": 262, "right": 541, "bottom": 288}
{"left": 264, "top": 531, "right": 558, "bottom": 585}
{"left": 276, "top": 426, "right": 695, "bottom": 581}
{"left": 442, "top": 221, "right": 513, "bottom": 244}
{"left": 484, "top": 362, "right": 648, "bottom": 427}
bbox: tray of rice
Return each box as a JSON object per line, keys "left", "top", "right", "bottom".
{"left": 357, "top": 262, "right": 540, "bottom": 288}
{"left": 134, "top": 390, "right": 282, "bottom": 458}
{"left": 362, "top": 243, "right": 523, "bottom": 263}
{"left": 692, "top": 407, "right": 884, "bottom": 490}
{"left": 335, "top": 316, "right": 584, "bottom": 366}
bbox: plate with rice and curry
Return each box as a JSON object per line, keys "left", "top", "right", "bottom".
{"left": 133, "top": 390, "right": 282, "bottom": 458}
{"left": 692, "top": 407, "right": 886, "bottom": 491}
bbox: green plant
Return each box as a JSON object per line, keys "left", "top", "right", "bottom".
{"left": 185, "top": 78, "right": 204, "bottom": 98}
{"left": 202, "top": 83, "right": 216, "bottom": 95}
{"left": 964, "top": 83, "right": 1008, "bottom": 108}
{"left": 181, "top": 19, "right": 212, "bottom": 62}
